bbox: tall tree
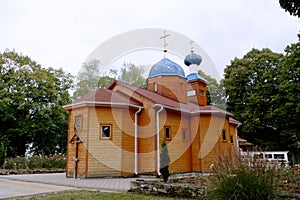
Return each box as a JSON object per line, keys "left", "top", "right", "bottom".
{"left": 73, "top": 59, "right": 101, "bottom": 99}
{"left": 0, "top": 50, "right": 73, "bottom": 156}
{"left": 279, "top": 0, "right": 300, "bottom": 18}
{"left": 118, "top": 63, "right": 146, "bottom": 88}
{"left": 272, "top": 35, "right": 300, "bottom": 152}
{"left": 97, "top": 62, "right": 146, "bottom": 89}
{"left": 198, "top": 70, "right": 227, "bottom": 109}
{"left": 98, "top": 76, "right": 115, "bottom": 88}
{"left": 224, "top": 42, "right": 300, "bottom": 153}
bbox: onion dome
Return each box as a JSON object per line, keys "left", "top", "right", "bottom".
{"left": 184, "top": 53, "right": 202, "bottom": 66}
{"left": 148, "top": 58, "right": 185, "bottom": 79}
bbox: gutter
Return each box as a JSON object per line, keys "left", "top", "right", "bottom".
{"left": 134, "top": 107, "right": 142, "bottom": 175}
{"left": 63, "top": 101, "right": 143, "bottom": 109}
{"left": 155, "top": 105, "right": 164, "bottom": 176}
{"left": 152, "top": 103, "right": 232, "bottom": 116}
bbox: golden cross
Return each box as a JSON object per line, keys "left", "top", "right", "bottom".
{"left": 160, "top": 30, "right": 170, "bottom": 57}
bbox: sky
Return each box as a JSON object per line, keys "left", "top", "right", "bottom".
{"left": 0, "top": 0, "right": 299, "bottom": 79}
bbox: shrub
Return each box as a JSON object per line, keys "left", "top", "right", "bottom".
{"left": 0, "top": 144, "right": 5, "bottom": 168}
{"left": 27, "top": 155, "right": 43, "bottom": 169}
{"left": 206, "top": 150, "right": 278, "bottom": 200}
{"left": 4, "top": 154, "right": 66, "bottom": 171}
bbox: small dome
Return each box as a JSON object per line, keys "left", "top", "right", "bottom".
{"left": 148, "top": 58, "right": 185, "bottom": 79}
{"left": 184, "top": 53, "right": 202, "bottom": 66}
{"left": 186, "top": 73, "right": 207, "bottom": 82}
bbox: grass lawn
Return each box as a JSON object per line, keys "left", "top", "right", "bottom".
{"left": 28, "top": 190, "right": 190, "bottom": 200}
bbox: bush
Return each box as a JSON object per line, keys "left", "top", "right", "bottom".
{"left": 4, "top": 154, "right": 66, "bottom": 171}
{"left": 0, "top": 144, "right": 5, "bottom": 168}
{"left": 27, "top": 155, "right": 43, "bottom": 169}
{"left": 206, "top": 151, "right": 278, "bottom": 200}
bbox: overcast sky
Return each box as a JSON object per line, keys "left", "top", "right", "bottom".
{"left": 0, "top": 0, "right": 299, "bottom": 78}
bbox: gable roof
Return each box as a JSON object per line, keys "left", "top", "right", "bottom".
{"left": 63, "top": 87, "right": 143, "bottom": 109}
{"left": 109, "top": 81, "right": 233, "bottom": 116}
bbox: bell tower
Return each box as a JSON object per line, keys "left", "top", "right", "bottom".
{"left": 184, "top": 42, "right": 207, "bottom": 106}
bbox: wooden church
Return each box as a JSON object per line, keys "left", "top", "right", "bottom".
{"left": 64, "top": 43, "right": 241, "bottom": 178}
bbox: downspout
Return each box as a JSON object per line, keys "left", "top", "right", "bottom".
{"left": 134, "top": 107, "right": 142, "bottom": 175}
{"left": 156, "top": 106, "right": 164, "bottom": 176}
{"left": 235, "top": 123, "right": 241, "bottom": 161}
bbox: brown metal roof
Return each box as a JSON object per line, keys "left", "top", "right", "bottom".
{"left": 109, "top": 81, "right": 234, "bottom": 115}
{"left": 64, "top": 87, "right": 143, "bottom": 108}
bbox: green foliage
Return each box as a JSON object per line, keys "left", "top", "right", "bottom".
{"left": 207, "top": 153, "right": 277, "bottom": 200}
{"left": 117, "top": 63, "right": 146, "bottom": 88}
{"left": 5, "top": 156, "right": 27, "bottom": 170}
{"left": 279, "top": 0, "right": 300, "bottom": 17}
{"left": 160, "top": 140, "right": 171, "bottom": 183}
{"left": 0, "top": 50, "right": 73, "bottom": 157}
{"left": 74, "top": 61, "right": 146, "bottom": 99}
{"left": 4, "top": 155, "right": 65, "bottom": 170}
{"left": 73, "top": 59, "right": 101, "bottom": 99}
{"left": 0, "top": 144, "right": 5, "bottom": 167}
{"left": 223, "top": 43, "right": 300, "bottom": 152}
{"left": 98, "top": 76, "right": 115, "bottom": 88}
{"left": 198, "top": 70, "right": 226, "bottom": 109}
{"left": 32, "top": 190, "right": 177, "bottom": 200}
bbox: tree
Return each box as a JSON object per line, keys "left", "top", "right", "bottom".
{"left": 224, "top": 43, "right": 300, "bottom": 153}
{"left": 98, "top": 76, "right": 115, "bottom": 88}
{"left": 73, "top": 59, "right": 101, "bottom": 99}
{"left": 0, "top": 50, "right": 73, "bottom": 157}
{"left": 160, "top": 140, "right": 171, "bottom": 183}
{"left": 198, "top": 70, "right": 227, "bottom": 109}
{"left": 118, "top": 63, "right": 146, "bottom": 88}
{"left": 97, "top": 62, "right": 146, "bottom": 89}
{"left": 0, "top": 144, "right": 5, "bottom": 167}
{"left": 279, "top": 0, "right": 300, "bottom": 18}
{"left": 272, "top": 35, "right": 300, "bottom": 155}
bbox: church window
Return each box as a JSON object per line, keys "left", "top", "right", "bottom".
{"left": 165, "top": 127, "right": 171, "bottom": 140}
{"left": 182, "top": 129, "right": 187, "bottom": 142}
{"left": 199, "top": 90, "right": 204, "bottom": 96}
{"left": 100, "top": 125, "right": 112, "bottom": 139}
{"left": 230, "top": 135, "right": 234, "bottom": 144}
{"left": 154, "top": 82, "right": 158, "bottom": 92}
{"left": 222, "top": 129, "right": 227, "bottom": 141}
{"left": 74, "top": 115, "right": 82, "bottom": 131}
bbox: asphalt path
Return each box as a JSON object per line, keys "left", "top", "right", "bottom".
{"left": 0, "top": 178, "right": 74, "bottom": 199}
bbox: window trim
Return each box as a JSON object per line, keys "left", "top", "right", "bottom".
{"left": 164, "top": 126, "right": 171, "bottom": 141}
{"left": 100, "top": 124, "right": 112, "bottom": 140}
{"left": 230, "top": 135, "right": 234, "bottom": 144}
{"left": 222, "top": 129, "right": 227, "bottom": 141}
{"left": 199, "top": 90, "right": 205, "bottom": 96}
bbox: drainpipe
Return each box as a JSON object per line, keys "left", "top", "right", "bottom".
{"left": 235, "top": 123, "right": 241, "bottom": 161}
{"left": 156, "top": 106, "right": 164, "bottom": 176}
{"left": 134, "top": 107, "right": 142, "bottom": 175}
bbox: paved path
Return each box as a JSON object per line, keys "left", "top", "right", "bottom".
{"left": 0, "top": 173, "right": 139, "bottom": 192}
{"left": 0, "top": 178, "right": 74, "bottom": 199}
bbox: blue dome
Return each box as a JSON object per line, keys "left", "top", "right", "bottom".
{"left": 184, "top": 53, "right": 202, "bottom": 66}
{"left": 148, "top": 58, "right": 185, "bottom": 78}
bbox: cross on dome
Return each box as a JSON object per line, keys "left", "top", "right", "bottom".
{"left": 160, "top": 30, "right": 170, "bottom": 57}
{"left": 189, "top": 40, "right": 194, "bottom": 53}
